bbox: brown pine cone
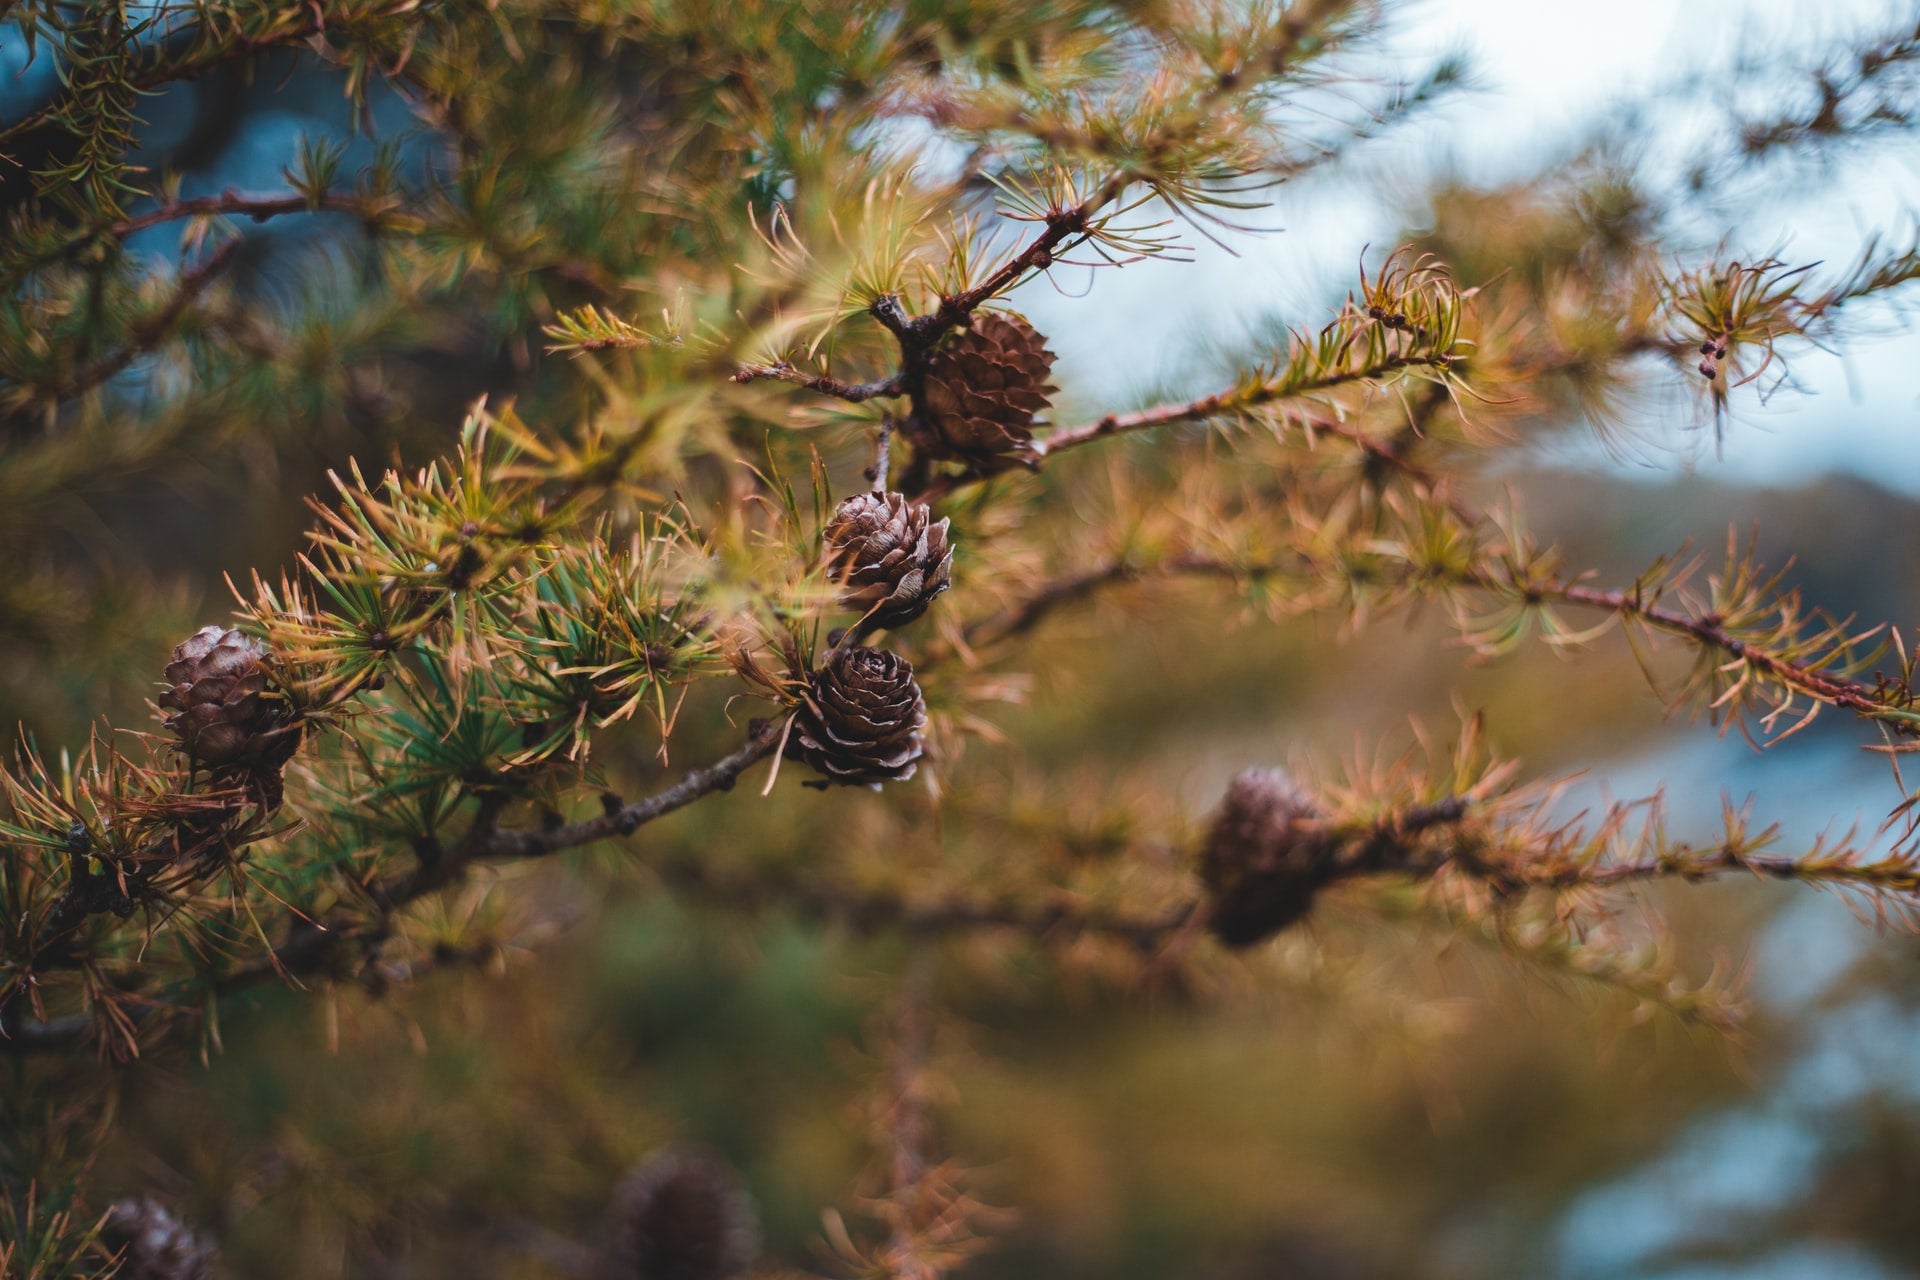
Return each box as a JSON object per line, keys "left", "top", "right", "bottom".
{"left": 100, "top": 1197, "right": 217, "bottom": 1280}
{"left": 603, "top": 1149, "right": 758, "bottom": 1280}
{"left": 1198, "top": 768, "right": 1334, "bottom": 947}
{"left": 159, "top": 626, "right": 298, "bottom": 770}
{"left": 916, "top": 312, "right": 1056, "bottom": 465}
{"left": 823, "top": 491, "right": 953, "bottom": 629}
{"left": 786, "top": 645, "right": 927, "bottom": 789}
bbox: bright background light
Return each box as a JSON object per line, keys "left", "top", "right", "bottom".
{"left": 1021, "top": 0, "right": 1920, "bottom": 494}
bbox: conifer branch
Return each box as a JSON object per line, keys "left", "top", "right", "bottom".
{"left": 1454, "top": 906, "right": 1746, "bottom": 1032}
{"left": 11, "top": 3, "right": 1920, "bottom": 1261}
{"left": 960, "top": 526, "right": 1912, "bottom": 740}
{"left": 0, "top": 3, "right": 421, "bottom": 153}
{"left": 1516, "top": 577, "right": 1904, "bottom": 728}
{"left": 4, "top": 238, "right": 240, "bottom": 420}
{"left": 15, "top": 190, "right": 395, "bottom": 278}
{"left": 876, "top": 953, "right": 947, "bottom": 1280}
{"left": 476, "top": 727, "right": 784, "bottom": 861}
{"left": 1034, "top": 350, "right": 1460, "bottom": 459}
{"left": 824, "top": 947, "right": 996, "bottom": 1280}
{"left": 730, "top": 362, "right": 906, "bottom": 402}
{"left": 1718, "top": 15, "right": 1920, "bottom": 165}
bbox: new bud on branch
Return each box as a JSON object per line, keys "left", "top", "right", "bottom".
{"left": 914, "top": 311, "right": 1057, "bottom": 465}
{"left": 823, "top": 490, "right": 954, "bottom": 629}
{"left": 785, "top": 644, "right": 928, "bottom": 789}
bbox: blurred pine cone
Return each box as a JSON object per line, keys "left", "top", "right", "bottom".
{"left": 100, "top": 1197, "right": 216, "bottom": 1280}
{"left": 1198, "top": 768, "right": 1333, "bottom": 947}
{"left": 823, "top": 491, "right": 954, "bottom": 629}
{"left": 916, "top": 312, "right": 1056, "bottom": 465}
{"left": 603, "top": 1149, "right": 758, "bottom": 1280}
{"left": 786, "top": 644, "right": 927, "bottom": 789}
{"left": 158, "top": 626, "right": 298, "bottom": 771}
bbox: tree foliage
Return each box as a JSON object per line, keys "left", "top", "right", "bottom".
{"left": 5, "top": 0, "right": 1920, "bottom": 1275}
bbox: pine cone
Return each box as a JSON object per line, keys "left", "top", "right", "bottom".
{"left": 823, "top": 491, "right": 954, "bottom": 629}
{"left": 916, "top": 312, "right": 1056, "bottom": 465}
{"left": 786, "top": 645, "right": 927, "bottom": 789}
{"left": 159, "top": 626, "right": 297, "bottom": 771}
{"left": 100, "top": 1197, "right": 217, "bottom": 1280}
{"left": 1198, "top": 768, "right": 1334, "bottom": 947}
{"left": 603, "top": 1149, "right": 758, "bottom": 1280}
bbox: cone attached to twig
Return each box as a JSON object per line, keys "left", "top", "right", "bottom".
{"left": 100, "top": 1197, "right": 217, "bottom": 1280}
{"left": 915, "top": 312, "right": 1056, "bottom": 465}
{"left": 823, "top": 491, "right": 953, "bottom": 630}
{"left": 603, "top": 1148, "right": 758, "bottom": 1280}
{"left": 159, "top": 626, "right": 299, "bottom": 772}
{"left": 786, "top": 644, "right": 927, "bottom": 789}
{"left": 1198, "top": 768, "right": 1336, "bottom": 947}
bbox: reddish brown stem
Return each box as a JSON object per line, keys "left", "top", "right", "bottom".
{"left": 730, "top": 362, "right": 906, "bottom": 402}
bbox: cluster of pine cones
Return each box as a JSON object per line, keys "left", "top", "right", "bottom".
{"left": 784, "top": 311, "right": 1055, "bottom": 790}
{"left": 148, "top": 314, "right": 1058, "bottom": 800}
{"left": 786, "top": 492, "right": 950, "bottom": 789}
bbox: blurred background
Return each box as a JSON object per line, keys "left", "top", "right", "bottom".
{"left": 7, "top": 1, "right": 1920, "bottom": 1277}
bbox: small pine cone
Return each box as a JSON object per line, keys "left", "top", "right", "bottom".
{"left": 603, "top": 1149, "right": 758, "bottom": 1280}
{"left": 1198, "top": 768, "right": 1335, "bottom": 947}
{"left": 916, "top": 312, "right": 1057, "bottom": 465}
{"left": 786, "top": 645, "right": 927, "bottom": 789}
{"left": 158, "top": 626, "right": 298, "bottom": 770}
{"left": 823, "top": 491, "right": 954, "bottom": 629}
{"left": 100, "top": 1197, "right": 216, "bottom": 1280}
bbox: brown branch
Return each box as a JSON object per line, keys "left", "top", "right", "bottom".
{"left": 1546, "top": 579, "right": 1901, "bottom": 724}
{"left": 4, "top": 750, "right": 1193, "bottom": 1056}
{"left": 1501, "top": 844, "right": 1920, "bottom": 895}
{"left": 916, "top": 204, "right": 1094, "bottom": 341}
{"left": 879, "top": 949, "right": 943, "bottom": 1280}
{"left": 1, "top": 847, "right": 1190, "bottom": 1056}
{"left": 958, "top": 552, "right": 1263, "bottom": 650}
{"left": 207, "top": 727, "right": 787, "bottom": 997}
{"left": 18, "top": 191, "right": 389, "bottom": 277}
{"left": 477, "top": 726, "right": 785, "bottom": 862}
{"left": 1035, "top": 353, "right": 1459, "bottom": 460}
{"left": 963, "top": 561, "right": 1142, "bottom": 646}
{"left": 674, "top": 867, "right": 1193, "bottom": 952}
{"left": 845, "top": 945, "right": 1000, "bottom": 1280}
{"left": 1348, "top": 786, "right": 1919, "bottom": 906}
{"left": 108, "top": 191, "right": 369, "bottom": 238}
{"left": 1023, "top": 364, "right": 1913, "bottom": 734}
{"left": 959, "top": 514, "right": 1911, "bottom": 741}
{"left": 729, "top": 362, "right": 906, "bottom": 403}
{"left": 6, "top": 238, "right": 241, "bottom": 419}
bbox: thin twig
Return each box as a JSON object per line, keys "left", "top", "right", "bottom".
{"left": 478, "top": 726, "right": 784, "bottom": 861}
{"left": 6, "top": 238, "right": 241, "bottom": 419}
{"left": 730, "top": 362, "right": 906, "bottom": 402}
{"left": 19, "top": 191, "right": 381, "bottom": 276}
{"left": 881, "top": 947, "right": 940, "bottom": 1280}
{"left": 1034, "top": 353, "right": 1459, "bottom": 460}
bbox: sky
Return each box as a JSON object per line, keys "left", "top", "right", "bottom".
{"left": 1018, "top": 0, "right": 1920, "bottom": 496}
